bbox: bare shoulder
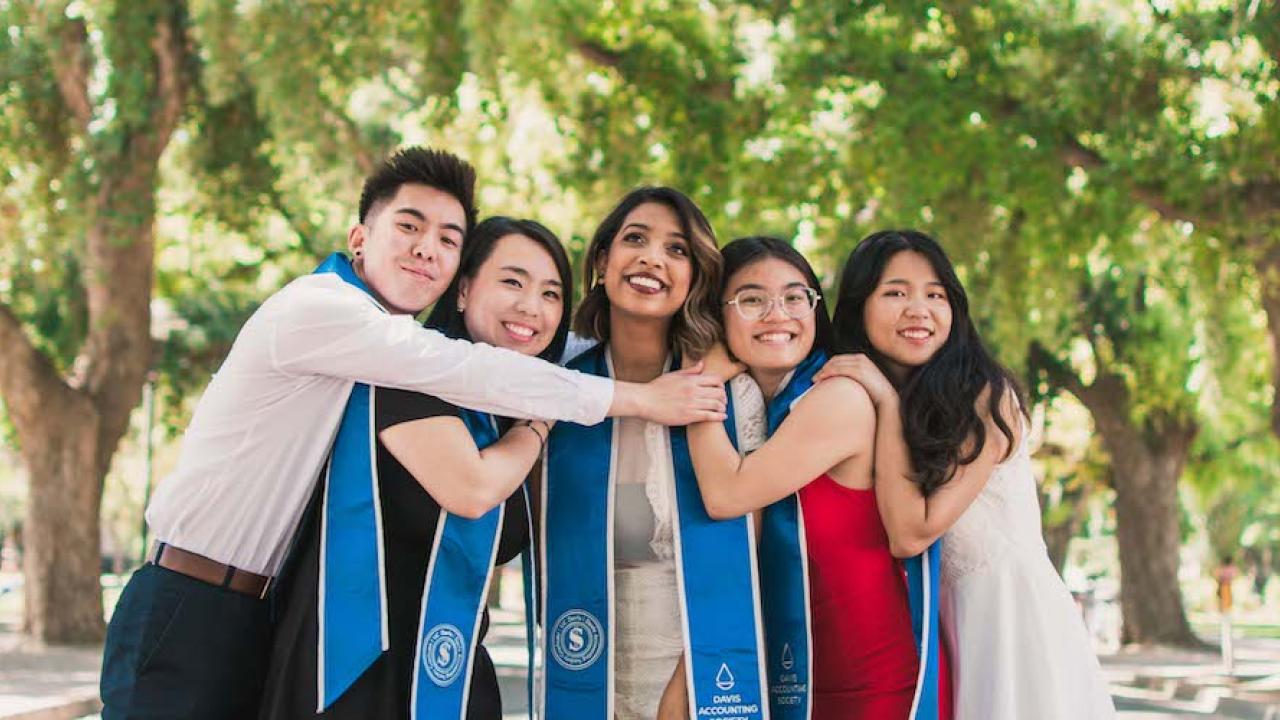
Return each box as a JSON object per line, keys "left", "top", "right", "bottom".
{"left": 795, "top": 376, "right": 875, "bottom": 424}
{"left": 974, "top": 382, "right": 1024, "bottom": 453}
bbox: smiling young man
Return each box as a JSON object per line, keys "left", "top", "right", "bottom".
{"left": 99, "top": 148, "right": 727, "bottom": 719}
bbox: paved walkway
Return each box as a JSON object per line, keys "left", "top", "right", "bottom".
{"left": 2, "top": 612, "right": 1278, "bottom": 719}
{"left": 0, "top": 623, "right": 100, "bottom": 720}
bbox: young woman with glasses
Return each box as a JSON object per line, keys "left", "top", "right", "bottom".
{"left": 686, "top": 236, "right": 952, "bottom": 719}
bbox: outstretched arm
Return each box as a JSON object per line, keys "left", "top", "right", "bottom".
{"left": 686, "top": 378, "right": 872, "bottom": 519}
{"left": 610, "top": 361, "right": 727, "bottom": 426}
{"left": 271, "top": 276, "right": 725, "bottom": 426}
{"left": 381, "top": 415, "right": 550, "bottom": 519}
{"left": 815, "top": 354, "right": 1020, "bottom": 557}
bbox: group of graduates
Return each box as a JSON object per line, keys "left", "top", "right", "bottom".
{"left": 99, "top": 146, "right": 1116, "bottom": 720}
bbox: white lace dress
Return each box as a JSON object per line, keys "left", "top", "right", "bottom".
{"left": 941, "top": 430, "right": 1116, "bottom": 719}
{"left": 612, "top": 416, "right": 683, "bottom": 720}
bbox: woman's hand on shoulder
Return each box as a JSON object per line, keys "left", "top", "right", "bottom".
{"left": 685, "top": 342, "right": 746, "bottom": 383}
{"left": 800, "top": 374, "right": 875, "bottom": 423}
{"left": 789, "top": 375, "right": 876, "bottom": 457}
{"left": 814, "top": 353, "right": 896, "bottom": 408}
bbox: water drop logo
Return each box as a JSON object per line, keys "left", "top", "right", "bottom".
{"left": 715, "top": 662, "right": 736, "bottom": 691}
{"left": 781, "top": 642, "right": 795, "bottom": 671}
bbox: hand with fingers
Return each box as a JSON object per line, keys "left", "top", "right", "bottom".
{"left": 638, "top": 360, "right": 728, "bottom": 426}
{"left": 814, "top": 353, "right": 897, "bottom": 407}
{"left": 683, "top": 342, "right": 746, "bottom": 384}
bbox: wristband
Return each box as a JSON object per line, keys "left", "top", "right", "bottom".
{"left": 522, "top": 420, "right": 548, "bottom": 450}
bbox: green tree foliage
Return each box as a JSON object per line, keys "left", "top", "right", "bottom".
{"left": 1, "top": 0, "right": 1276, "bottom": 645}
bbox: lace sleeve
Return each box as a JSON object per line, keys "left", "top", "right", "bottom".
{"left": 730, "top": 375, "right": 768, "bottom": 455}
{"left": 644, "top": 376, "right": 769, "bottom": 560}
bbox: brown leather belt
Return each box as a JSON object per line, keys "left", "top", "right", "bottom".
{"left": 150, "top": 542, "right": 272, "bottom": 599}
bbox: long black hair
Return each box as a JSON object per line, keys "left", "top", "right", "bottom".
{"left": 719, "top": 236, "right": 833, "bottom": 357}
{"left": 426, "top": 216, "right": 573, "bottom": 363}
{"left": 832, "top": 229, "right": 1025, "bottom": 496}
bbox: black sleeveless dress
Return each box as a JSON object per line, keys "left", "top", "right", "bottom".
{"left": 259, "top": 387, "right": 530, "bottom": 719}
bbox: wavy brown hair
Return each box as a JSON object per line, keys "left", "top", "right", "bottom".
{"left": 574, "top": 187, "right": 722, "bottom": 358}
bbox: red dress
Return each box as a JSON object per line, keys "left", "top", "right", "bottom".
{"left": 799, "top": 474, "right": 953, "bottom": 720}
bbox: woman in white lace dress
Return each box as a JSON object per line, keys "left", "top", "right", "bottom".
{"left": 815, "top": 230, "right": 1115, "bottom": 720}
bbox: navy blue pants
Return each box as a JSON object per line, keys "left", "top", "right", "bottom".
{"left": 100, "top": 564, "right": 272, "bottom": 719}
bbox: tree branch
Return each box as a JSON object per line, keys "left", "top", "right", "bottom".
{"left": 321, "top": 106, "right": 376, "bottom": 176}
{"left": 1029, "top": 338, "right": 1146, "bottom": 453}
{"left": 575, "top": 39, "right": 623, "bottom": 69}
{"left": 1254, "top": 242, "right": 1280, "bottom": 437}
{"left": 1028, "top": 339, "right": 1087, "bottom": 398}
{"left": 1056, "top": 138, "right": 1200, "bottom": 225}
{"left": 49, "top": 16, "right": 93, "bottom": 132}
{"left": 0, "top": 303, "right": 76, "bottom": 440}
{"left": 77, "top": 5, "right": 194, "bottom": 473}
{"left": 574, "top": 38, "right": 734, "bottom": 101}
{"left": 149, "top": 8, "right": 189, "bottom": 147}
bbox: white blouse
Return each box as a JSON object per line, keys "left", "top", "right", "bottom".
{"left": 147, "top": 271, "right": 613, "bottom": 576}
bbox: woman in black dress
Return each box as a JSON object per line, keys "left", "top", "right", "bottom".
{"left": 260, "top": 217, "right": 573, "bottom": 719}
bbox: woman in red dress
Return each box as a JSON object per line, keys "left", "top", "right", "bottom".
{"left": 685, "top": 236, "right": 951, "bottom": 719}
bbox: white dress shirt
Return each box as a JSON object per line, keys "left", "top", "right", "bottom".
{"left": 146, "top": 272, "right": 613, "bottom": 576}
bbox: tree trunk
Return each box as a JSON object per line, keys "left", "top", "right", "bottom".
{"left": 1041, "top": 500, "right": 1086, "bottom": 575}
{"left": 1107, "top": 440, "right": 1197, "bottom": 645}
{"left": 1254, "top": 244, "right": 1280, "bottom": 438}
{"left": 20, "top": 392, "right": 105, "bottom": 642}
{"left": 1073, "top": 374, "right": 1199, "bottom": 646}
{"left": 1030, "top": 342, "right": 1201, "bottom": 644}
{"left": 0, "top": 3, "right": 190, "bottom": 644}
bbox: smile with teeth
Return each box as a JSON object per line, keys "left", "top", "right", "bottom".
{"left": 502, "top": 322, "right": 537, "bottom": 340}
{"left": 625, "top": 274, "right": 666, "bottom": 292}
{"left": 756, "top": 332, "right": 795, "bottom": 345}
{"left": 899, "top": 328, "right": 933, "bottom": 340}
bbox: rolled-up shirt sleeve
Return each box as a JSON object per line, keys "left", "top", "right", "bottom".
{"left": 266, "top": 276, "right": 613, "bottom": 424}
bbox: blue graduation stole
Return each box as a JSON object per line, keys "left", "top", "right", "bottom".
{"left": 313, "top": 253, "right": 520, "bottom": 716}
{"left": 410, "top": 411, "right": 507, "bottom": 720}
{"left": 748, "top": 352, "right": 826, "bottom": 720}
{"left": 759, "top": 351, "right": 945, "bottom": 720}
{"left": 538, "top": 344, "right": 768, "bottom": 720}
{"left": 313, "top": 253, "right": 389, "bottom": 710}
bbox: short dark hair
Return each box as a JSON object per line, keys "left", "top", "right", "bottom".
{"left": 719, "top": 236, "right": 833, "bottom": 356}
{"left": 574, "top": 186, "right": 722, "bottom": 358}
{"left": 358, "top": 146, "right": 478, "bottom": 230}
{"left": 426, "top": 216, "right": 574, "bottom": 363}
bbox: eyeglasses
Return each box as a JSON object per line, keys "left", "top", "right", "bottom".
{"left": 724, "top": 287, "right": 821, "bottom": 321}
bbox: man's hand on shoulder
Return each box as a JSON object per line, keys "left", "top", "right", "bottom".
{"left": 613, "top": 363, "right": 728, "bottom": 426}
